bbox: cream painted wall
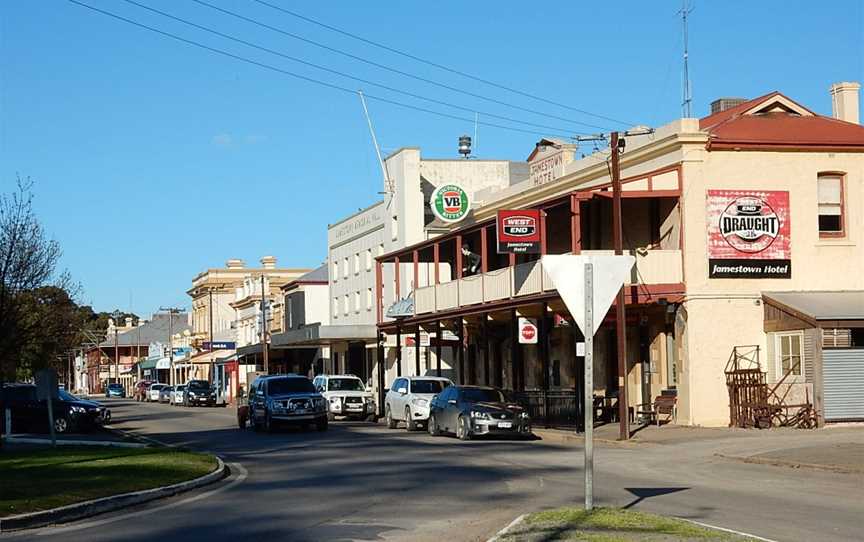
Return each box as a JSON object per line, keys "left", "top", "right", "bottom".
{"left": 678, "top": 149, "right": 864, "bottom": 426}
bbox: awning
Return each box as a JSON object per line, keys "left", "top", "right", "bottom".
{"left": 763, "top": 291, "right": 864, "bottom": 325}
{"left": 186, "top": 349, "right": 235, "bottom": 364}
{"left": 138, "top": 358, "right": 159, "bottom": 370}
{"left": 271, "top": 323, "right": 378, "bottom": 348}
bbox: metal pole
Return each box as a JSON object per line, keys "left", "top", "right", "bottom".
{"left": 584, "top": 262, "right": 594, "bottom": 510}
{"left": 261, "top": 275, "right": 269, "bottom": 374}
{"left": 168, "top": 310, "right": 174, "bottom": 386}
{"left": 415, "top": 327, "right": 421, "bottom": 376}
{"left": 435, "top": 320, "right": 442, "bottom": 377}
{"left": 209, "top": 288, "right": 215, "bottom": 383}
{"left": 114, "top": 327, "right": 119, "bottom": 385}
{"left": 611, "top": 131, "right": 630, "bottom": 441}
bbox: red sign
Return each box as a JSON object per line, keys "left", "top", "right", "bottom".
{"left": 706, "top": 190, "right": 791, "bottom": 278}
{"left": 497, "top": 209, "right": 541, "bottom": 254}
{"left": 518, "top": 317, "right": 538, "bottom": 344}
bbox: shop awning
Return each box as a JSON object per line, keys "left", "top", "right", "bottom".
{"left": 271, "top": 323, "right": 377, "bottom": 348}
{"left": 763, "top": 291, "right": 864, "bottom": 325}
{"left": 186, "top": 349, "right": 235, "bottom": 364}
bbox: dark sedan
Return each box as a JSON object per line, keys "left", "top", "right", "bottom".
{"left": 1, "top": 383, "right": 110, "bottom": 434}
{"left": 427, "top": 385, "right": 531, "bottom": 441}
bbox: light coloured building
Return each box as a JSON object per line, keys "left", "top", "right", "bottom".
{"left": 326, "top": 145, "right": 529, "bottom": 411}
{"left": 376, "top": 82, "right": 864, "bottom": 428}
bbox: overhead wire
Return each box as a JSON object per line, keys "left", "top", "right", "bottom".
{"left": 117, "top": 0, "right": 590, "bottom": 136}
{"left": 250, "top": 0, "right": 639, "bottom": 128}
{"left": 190, "top": 0, "right": 614, "bottom": 132}
{"left": 66, "top": 0, "right": 578, "bottom": 139}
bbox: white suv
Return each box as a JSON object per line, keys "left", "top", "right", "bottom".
{"left": 385, "top": 376, "right": 452, "bottom": 431}
{"left": 312, "top": 374, "right": 376, "bottom": 421}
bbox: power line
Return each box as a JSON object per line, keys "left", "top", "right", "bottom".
{"left": 118, "top": 0, "right": 587, "bottom": 136}
{"left": 67, "top": 0, "right": 577, "bottom": 139}
{"left": 190, "top": 0, "right": 613, "bottom": 132}
{"left": 251, "top": 0, "right": 638, "bottom": 128}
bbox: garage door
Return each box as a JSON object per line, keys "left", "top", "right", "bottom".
{"left": 823, "top": 349, "right": 864, "bottom": 421}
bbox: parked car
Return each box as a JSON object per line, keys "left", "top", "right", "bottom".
{"left": 0, "top": 383, "right": 110, "bottom": 434}
{"left": 133, "top": 380, "right": 152, "bottom": 402}
{"left": 183, "top": 380, "right": 216, "bottom": 407}
{"left": 239, "top": 374, "right": 328, "bottom": 432}
{"left": 312, "top": 374, "right": 376, "bottom": 421}
{"left": 105, "top": 383, "right": 125, "bottom": 398}
{"left": 171, "top": 384, "right": 187, "bottom": 405}
{"left": 385, "top": 376, "right": 452, "bottom": 431}
{"left": 427, "top": 385, "right": 532, "bottom": 441}
{"left": 159, "top": 386, "right": 174, "bottom": 403}
{"left": 147, "top": 383, "right": 167, "bottom": 402}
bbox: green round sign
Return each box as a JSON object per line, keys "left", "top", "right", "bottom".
{"left": 431, "top": 184, "right": 470, "bottom": 223}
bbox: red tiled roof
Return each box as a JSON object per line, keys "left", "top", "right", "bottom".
{"left": 700, "top": 91, "right": 864, "bottom": 150}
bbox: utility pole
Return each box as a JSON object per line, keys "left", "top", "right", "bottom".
{"left": 159, "top": 307, "right": 183, "bottom": 385}
{"left": 611, "top": 132, "right": 629, "bottom": 441}
{"left": 260, "top": 276, "right": 270, "bottom": 374}
{"left": 110, "top": 310, "right": 122, "bottom": 385}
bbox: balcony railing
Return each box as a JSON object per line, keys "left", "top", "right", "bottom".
{"left": 413, "top": 249, "right": 682, "bottom": 315}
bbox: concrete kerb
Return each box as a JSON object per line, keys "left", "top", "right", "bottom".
{"left": 713, "top": 452, "right": 864, "bottom": 475}
{"left": 531, "top": 428, "right": 648, "bottom": 448}
{"left": 2, "top": 436, "right": 147, "bottom": 448}
{"left": 0, "top": 456, "right": 227, "bottom": 532}
{"left": 486, "top": 513, "right": 527, "bottom": 542}
{"left": 0, "top": 424, "right": 228, "bottom": 532}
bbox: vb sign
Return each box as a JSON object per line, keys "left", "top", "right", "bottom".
{"left": 497, "top": 209, "right": 541, "bottom": 254}
{"left": 431, "top": 184, "right": 470, "bottom": 223}
{"left": 518, "top": 317, "right": 538, "bottom": 344}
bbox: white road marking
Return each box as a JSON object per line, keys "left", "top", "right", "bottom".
{"left": 21, "top": 462, "right": 248, "bottom": 538}
{"left": 678, "top": 518, "right": 780, "bottom": 542}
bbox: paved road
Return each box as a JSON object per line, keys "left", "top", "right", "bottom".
{"left": 5, "top": 398, "right": 862, "bottom": 542}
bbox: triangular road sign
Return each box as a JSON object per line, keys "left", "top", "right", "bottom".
{"left": 542, "top": 254, "right": 635, "bottom": 336}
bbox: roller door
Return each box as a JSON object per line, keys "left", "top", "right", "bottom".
{"left": 823, "top": 349, "right": 864, "bottom": 421}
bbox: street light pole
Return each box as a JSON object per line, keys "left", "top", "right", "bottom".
{"left": 110, "top": 310, "right": 123, "bottom": 385}
{"left": 159, "top": 307, "right": 183, "bottom": 385}
{"left": 261, "top": 275, "right": 269, "bottom": 374}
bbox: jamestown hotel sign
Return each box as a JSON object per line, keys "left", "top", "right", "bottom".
{"left": 706, "top": 189, "right": 791, "bottom": 279}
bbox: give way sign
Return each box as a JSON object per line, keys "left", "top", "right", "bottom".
{"left": 541, "top": 254, "right": 635, "bottom": 336}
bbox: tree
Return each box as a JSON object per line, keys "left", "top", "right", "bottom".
{"left": 0, "top": 177, "right": 64, "bottom": 380}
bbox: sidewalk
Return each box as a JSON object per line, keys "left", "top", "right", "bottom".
{"left": 534, "top": 423, "right": 864, "bottom": 473}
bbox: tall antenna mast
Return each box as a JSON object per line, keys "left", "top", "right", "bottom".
{"left": 680, "top": 0, "right": 694, "bottom": 117}
{"left": 358, "top": 90, "right": 393, "bottom": 196}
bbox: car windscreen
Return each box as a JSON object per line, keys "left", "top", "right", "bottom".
{"left": 107, "top": 384, "right": 123, "bottom": 389}
{"left": 58, "top": 389, "right": 79, "bottom": 401}
{"left": 268, "top": 378, "right": 316, "bottom": 395}
{"left": 461, "top": 388, "right": 505, "bottom": 403}
{"left": 176, "top": 386, "right": 186, "bottom": 391}
{"left": 327, "top": 378, "right": 364, "bottom": 392}
{"left": 151, "top": 384, "right": 166, "bottom": 390}
{"left": 411, "top": 380, "right": 448, "bottom": 394}
{"left": 187, "top": 380, "right": 210, "bottom": 390}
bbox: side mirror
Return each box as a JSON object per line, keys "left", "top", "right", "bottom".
{"left": 397, "top": 387, "right": 407, "bottom": 395}
{"left": 447, "top": 399, "right": 457, "bottom": 405}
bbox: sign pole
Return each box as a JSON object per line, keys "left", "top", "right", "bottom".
{"left": 583, "top": 262, "right": 594, "bottom": 510}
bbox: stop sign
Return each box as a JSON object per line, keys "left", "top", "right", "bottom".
{"left": 518, "top": 318, "right": 538, "bottom": 344}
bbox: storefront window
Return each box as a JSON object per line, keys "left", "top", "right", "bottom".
{"left": 776, "top": 332, "right": 803, "bottom": 376}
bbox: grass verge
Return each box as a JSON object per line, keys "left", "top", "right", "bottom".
{"left": 500, "top": 507, "right": 759, "bottom": 541}
{"left": 0, "top": 446, "right": 218, "bottom": 518}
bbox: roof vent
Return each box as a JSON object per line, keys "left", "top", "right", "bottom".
{"left": 260, "top": 256, "right": 277, "bottom": 269}
{"left": 710, "top": 97, "right": 747, "bottom": 114}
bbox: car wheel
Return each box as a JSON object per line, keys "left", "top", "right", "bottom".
{"left": 54, "top": 416, "right": 71, "bottom": 434}
{"left": 428, "top": 414, "right": 440, "bottom": 437}
{"left": 252, "top": 414, "right": 260, "bottom": 432}
{"left": 264, "top": 411, "right": 273, "bottom": 433}
{"left": 238, "top": 412, "right": 247, "bottom": 430}
{"left": 405, "top": 407, "right": 415, "bottom": 431}
{"left": 316, "top": 418, "right": 328, "bottom": 432}
{"left": 385, "top": 405, "right": 397, "bottom": 429}
{"left": 457, "top": 415, "right": 472, "bottom": 441}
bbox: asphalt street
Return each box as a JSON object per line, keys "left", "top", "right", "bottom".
{"left": 4, "top": 398, "right": 862, "bottom": 542}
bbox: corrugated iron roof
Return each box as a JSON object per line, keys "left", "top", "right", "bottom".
{"left": 763, "top": 291, "right": 864, "bottom": 321}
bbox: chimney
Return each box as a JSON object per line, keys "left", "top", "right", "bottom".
{"left": 830, "top": 82, "right": 860, "bottom": 124}
{"left": 710, "top": 97, "right": 747, "bottom": 115}
{"left": 125, "top": 317, "right": 134, "bottom": 328}
{"left": 260, "top": 255, "right": 277, "bottom": 269}
{"left": 226, "top": 259, "right": 245, "bottom": 269}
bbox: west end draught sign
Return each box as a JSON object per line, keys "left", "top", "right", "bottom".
{"left": 706, "top": 189, "right": 791, "bottom": 278}
{"left": 497, "top": 209, "right": 541, "bottom": 253}
{"left": 430, "top": 184, "right": 470, "bottom": 223}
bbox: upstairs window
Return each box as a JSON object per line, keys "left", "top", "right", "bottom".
{"left": 817, "top": 173, "right": 844, "bottom": 236}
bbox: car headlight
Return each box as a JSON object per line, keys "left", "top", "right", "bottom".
{"left": 412, "top": 398, "right": 429, "bottom": 407}
{"left": 70, "top": 405, "right": 86, "bottom": 414}
{"left": 520, "top": 412, "right": 530, "bottom": 419}
{"left": 470, "top": 410, "right": 489, "bottom": 420}
{"left": 330, "top": 397, "right": 341, "bottom": 404}
{"left": 365, "top": 396, "right": 376, "bottom": 404}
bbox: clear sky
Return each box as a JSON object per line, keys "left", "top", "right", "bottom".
{"left": 1, "top": 0, "right": 862, "bottom": 316}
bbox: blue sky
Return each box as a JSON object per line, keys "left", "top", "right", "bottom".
{"left": 1, "top": 0, "right": 862, "bottom": 316}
